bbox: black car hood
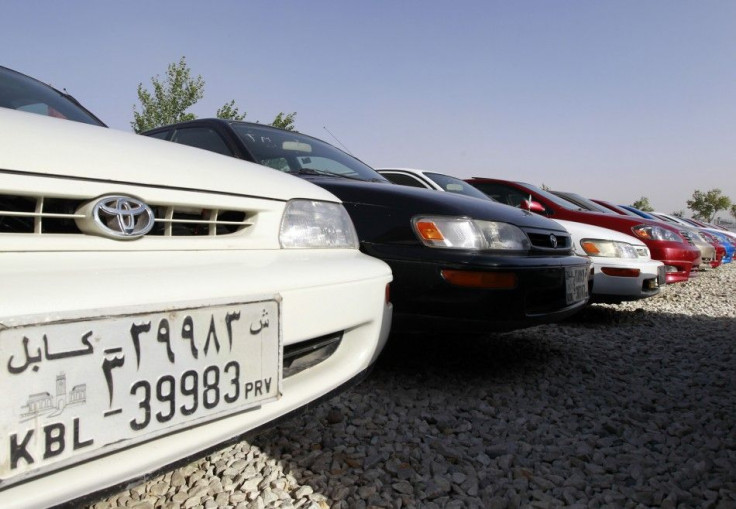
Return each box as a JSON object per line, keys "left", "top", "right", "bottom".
{"left": 304, "top": 177, "right": 566, "bottom": 231}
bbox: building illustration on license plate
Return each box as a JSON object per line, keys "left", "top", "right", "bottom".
{"left": 20, "top": 372, "right": 87, "bottom": 422}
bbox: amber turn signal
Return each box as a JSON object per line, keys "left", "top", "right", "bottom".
{"left": 415, "top": 221, "right": 445, "bottom": 241}
{"left": 441, "top": 269, "right": 517, "bottom": 289}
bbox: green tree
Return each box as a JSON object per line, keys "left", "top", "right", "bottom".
{"left": 271, "top": 111, "right": 297, "bottom": 131}
{"left": 216, "top": 100, "right": 246, "bottom": 121}
{"left": 686, "top": 189, "right": 732, "bottom": 222}
{"left": 132, "top": 57, "right": 245, "bottom": 133}
{"left": 631, "top": 196, "right": 654, "bottom": 212}
{"left": 132, "top": 57, "right": 204, "bottom": 133}
{"left": 730, "top": 204, "right": 736, "bottom": 221}
{"left": 133, "top": 57, "right": 297, "bottom": 133}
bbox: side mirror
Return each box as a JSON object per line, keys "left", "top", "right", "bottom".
{"left": 521, "top": 199, "right": 546, "bottom": 214}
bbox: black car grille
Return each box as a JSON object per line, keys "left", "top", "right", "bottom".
{"left": 526, "top": 231, "right": 572, "bottom": 252}
{"left": 0, "top": 193, "right": 252, "bottom": 236}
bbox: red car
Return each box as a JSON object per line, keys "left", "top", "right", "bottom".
{"left": 466, "top": 179, "right": 701, "bottom": 283}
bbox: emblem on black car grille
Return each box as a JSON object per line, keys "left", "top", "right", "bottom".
{"left": 85, "top": 195, "right": 155, "bottom": 239}
{"left": 549, "top": 234, "right": 558, "bottom": 248}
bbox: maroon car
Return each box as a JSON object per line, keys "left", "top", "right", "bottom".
{"left": 466, "top": 179, "right": 701, "bottom": 283}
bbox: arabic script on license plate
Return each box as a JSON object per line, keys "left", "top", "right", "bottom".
{"left": 565, "top": 266, "right": 589, "bottom": 305}
{"left": 0, "top": 299, "right": 281, "bottom": 485}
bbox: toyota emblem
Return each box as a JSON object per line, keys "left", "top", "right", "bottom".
{"left": 549, "top": 234, "right": 558, "bottom": 248}
{"left": 87, "top": 195, "right": 155, "bottom": 239}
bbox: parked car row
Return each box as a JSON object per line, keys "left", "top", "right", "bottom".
{"left": 0, "top": 64, "right": 729, "bottom": 507}
{"left": 377, "top": 169, "right": 666, "bottom": 303}
{"left": 0, "top": 66, "right": 592, "bottom": 506}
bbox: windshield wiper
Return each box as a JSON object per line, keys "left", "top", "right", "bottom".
{"left": 295, "top": 168, "right": 365, "bottom": 181}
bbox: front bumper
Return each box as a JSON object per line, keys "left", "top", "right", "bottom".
{"left": 364, "top": 243, "right": 591, "bottom": 333}
{"left": 0, "top": 249, "right": 392, "bottom": 508}
{"left": 648, "top": 243, "right": 701, "bottom": 283}
{"left": 590, "top": 258, "right": 665, "bottom": 303}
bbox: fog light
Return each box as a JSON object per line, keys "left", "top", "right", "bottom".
{"left": 601, "top": 267, "right": 640, "bottom": 278}
{"left": 665, "top": 265, "right": 679, "bottom": 273}
{"left": 441, "top": 269, "right": 517, "bottom": 289}
{"left": 644, "top": 278, "right": 659, "bottom": 290}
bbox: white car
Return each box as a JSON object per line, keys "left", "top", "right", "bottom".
{"left": 553, "top": 220, "right": 665, "bottom": 303}
{"left": 378, "top": 168, "right": 664, "bottom": 303}
{"left": 0, "top": 69, "right": 392, "bottom": 508}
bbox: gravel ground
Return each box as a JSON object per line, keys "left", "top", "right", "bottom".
{"left": 90, "top": 263, "right": 736, "bottom": 509}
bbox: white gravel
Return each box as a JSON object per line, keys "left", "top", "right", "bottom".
{"left": 89, "top": 263, "right": 736, "bottom": 509}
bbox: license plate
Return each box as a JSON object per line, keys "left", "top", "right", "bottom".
{"left": 657, "top": 265, "right": 667, "bottom": 286}
{"left": 565, "top": 266, "right": 589, "bottom": 304}
{"left": 0, "top": 299, "right": 281, "bottom": 485}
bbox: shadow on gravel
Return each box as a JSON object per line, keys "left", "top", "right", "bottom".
{"left": 251, "top": 304, "right": 736, "bottom": 508}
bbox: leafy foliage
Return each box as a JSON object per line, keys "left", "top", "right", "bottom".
{"left": 731, "top": 204, "right": 736, "bottom": 221}
{"left": 132, "top": 57, "right": 205, "bottom": 133}
{"left": 271, "top": 112, "right": 297, "bottom": 131}
{"left": 631, "top": 196, "right": 654, "bottom": 212}
{"left": 216, "top": 100, "right": 246, "bottom": 121}
{"left": 686, "top": 189, "right": 732, "bottom": 222}
{"left": 132, "top": 58, "right": 297, "bottom": 134}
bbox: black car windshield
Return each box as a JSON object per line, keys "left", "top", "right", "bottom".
{"left": 0, "top": 66, "right": 104, "bottom": 126}
{"left": 425, "top": 172, "right": 493, "bottom": 200}
{"left": 231, "top": 123, "right": 388, "bottom": 182}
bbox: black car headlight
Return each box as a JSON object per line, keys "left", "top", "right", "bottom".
{"left": 412, "top": 216, "right": 531, "bottom": 251}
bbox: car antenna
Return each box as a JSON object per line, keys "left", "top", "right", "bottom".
{"left": 323, "top": 126, "right": 353, "bottom": 155}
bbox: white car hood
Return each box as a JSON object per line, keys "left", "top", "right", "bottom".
{"left": 0, "top": 108, "right": 340, "bottom": 203}
{"left": 554, "top": 219, "right": 648, "bottom": 255}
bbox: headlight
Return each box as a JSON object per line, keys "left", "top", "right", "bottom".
{"left": 412, "top": 216, "right": 531, "bottom": 251}
{"left": 631, "top": 225, "right": 683, "bottom": 243}
{"left": 580, "top": 239, "right": 638, "bottom": 258}
{"left": 280, "top": 200, "right": 359, "bottom": 249}
{"left": 635, "top": 246, "right": 650, "bottom": 258}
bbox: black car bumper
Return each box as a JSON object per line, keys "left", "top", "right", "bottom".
{"left": 364, "top": 243, "right": 592, "bottom": 333}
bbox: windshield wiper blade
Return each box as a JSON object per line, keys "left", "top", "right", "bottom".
{"left": 296, "top": 168, "right": 364, "bottom": 181}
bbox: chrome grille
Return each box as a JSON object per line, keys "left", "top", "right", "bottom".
{"left": 0, "top": 193, "right": 253, "bottom": 236}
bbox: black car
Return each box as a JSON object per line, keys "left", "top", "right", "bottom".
{"left": 143, "top": 119, "right": 592, "bottom": 333}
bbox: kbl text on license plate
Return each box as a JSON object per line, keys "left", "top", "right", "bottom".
{"left": 0, "top": 299, "right": 280, "bottom": 486}
{"left": 565, "top": 266, "right": 589, "bottom": 304}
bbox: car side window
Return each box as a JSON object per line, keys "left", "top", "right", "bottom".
{"left": 472, "top": 183, "right": 528, "bottom": 208}
{"left": 171, "top": 127, "right": 232, "bottom": 156}
{"left": 381, "top": 173, "right": 431, "bottom": 189}
{"left": 146, "top": 130, "right": 170, "bottom": 140}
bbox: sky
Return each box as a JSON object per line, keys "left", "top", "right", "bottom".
{"left": 3, "top": 1, "right": 735, "bottom": 219}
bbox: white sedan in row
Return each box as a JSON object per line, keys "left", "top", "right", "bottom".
{"left": 378, "top": 168, "right": 664, "bottom": 303}
{"left": 0, "top": 66, "right": 392, "bottom": 508}
{"left": 553, "top": 220, "right": 665, "bottom": 303}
